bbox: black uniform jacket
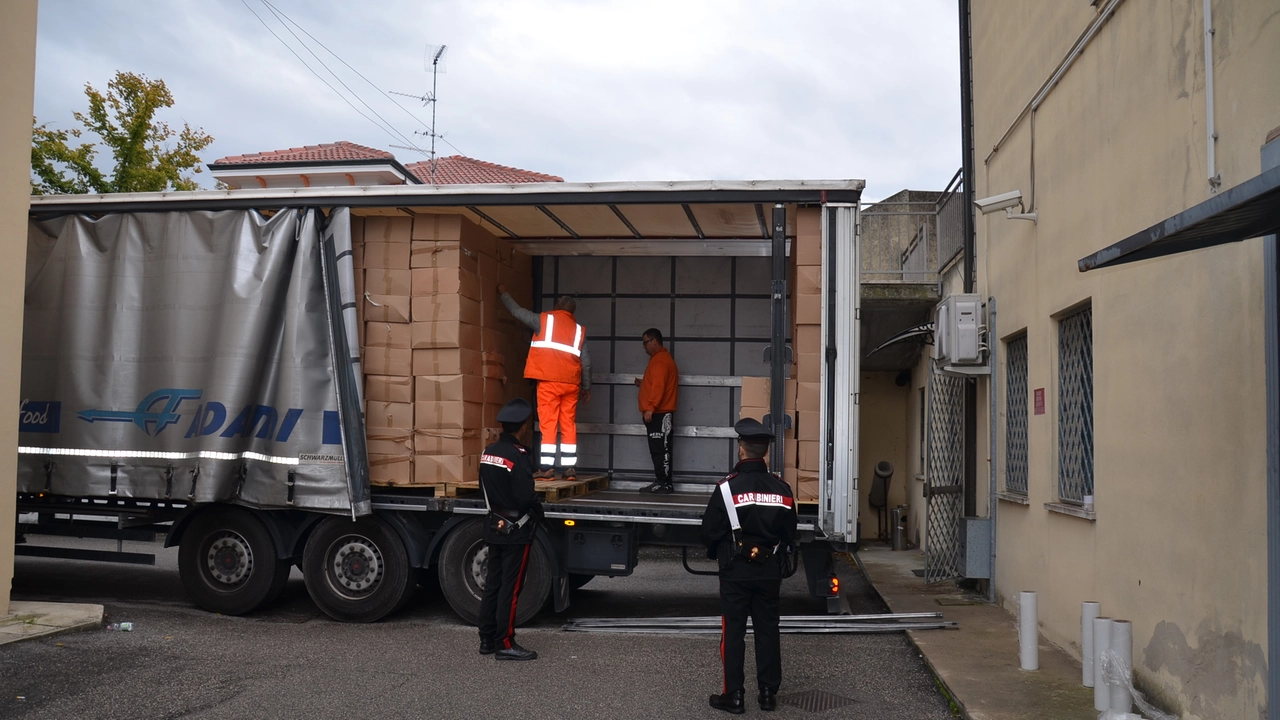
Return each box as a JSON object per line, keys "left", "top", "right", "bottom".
{"left": 478, "top": 433, "right": 542, "bottom": 545}
{"left": 699, "top": 459, "right": 798, "bottom": 579}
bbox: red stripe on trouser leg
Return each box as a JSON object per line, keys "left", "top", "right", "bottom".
{"left": 503, "top": 544, "right": 532, "bottom": 649}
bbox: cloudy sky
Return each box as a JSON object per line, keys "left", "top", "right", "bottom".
{"left": 33, "top": 0, "right": 961, "bottom": 201}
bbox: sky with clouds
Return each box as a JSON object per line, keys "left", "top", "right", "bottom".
{"left": 33, "top": 0, "right": 961, "bottom": 201}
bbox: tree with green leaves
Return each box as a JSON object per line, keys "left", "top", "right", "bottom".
{"left": 31, "top": 71, "right": 214, "bottom": 195}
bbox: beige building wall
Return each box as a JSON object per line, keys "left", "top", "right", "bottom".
{"left": 972, "top": 1, "right": 1278, "bottom": 717}
{"left": 857, "top": 372, "right": 910, "bottom": 540}
{"left": 0, "top": 0, "right": 38, "bottom": 616}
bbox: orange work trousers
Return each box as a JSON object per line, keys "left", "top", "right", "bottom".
{"left": 536, "top": 381, "right": 579, "bottom": 469}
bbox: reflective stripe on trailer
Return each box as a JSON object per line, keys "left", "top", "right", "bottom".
{"left": 18, "top": 446, "right": 301, "bottom": 466}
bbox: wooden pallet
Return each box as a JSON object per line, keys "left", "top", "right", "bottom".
{"left": 372, "top": 474, "right": 609, "bottom": 501}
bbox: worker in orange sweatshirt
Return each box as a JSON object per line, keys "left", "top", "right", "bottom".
{"left": 499, "top": 285, "right": 591, "bottom": 479}
{"left": 636, "top": 328, "right": 679, "bottom": 493}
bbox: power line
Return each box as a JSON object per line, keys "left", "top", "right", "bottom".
{"left": 258, "top": 0, "right": 457, "bottom": 157}
{"left": 240, "top": 0, "right": 427, "bottom": 155}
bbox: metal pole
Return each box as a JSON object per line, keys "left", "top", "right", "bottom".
{"left": 959, "top": 0, "right": 979, "bottom": 519}
{"left": 769, "top": 203, "right": 789, "bottom": 473}
{"left": 987, "top": 296, "right": 998, "bottom": 603}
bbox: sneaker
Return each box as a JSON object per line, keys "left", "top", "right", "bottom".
{"left": 533, "top": 468, "right": 555, "bottom": 480}
{"left": 653, "top": 483, "right": 675, "bottom": 494}
{"left": 562, "top": 466, "right": 576, "bottom": 479}
{"left": 640, "top": 481, "right": 662, "bottom": 493}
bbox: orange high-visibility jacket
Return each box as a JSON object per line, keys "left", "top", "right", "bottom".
{"left": 524, "top": 309, "right": 585, "bottom": 384}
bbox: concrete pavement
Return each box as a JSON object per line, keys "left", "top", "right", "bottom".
{"left": 1, "top": 601, "right": 103, "bottom": 645}
{"left": 857, "top": 544, "right": 1097, "bottom": 720}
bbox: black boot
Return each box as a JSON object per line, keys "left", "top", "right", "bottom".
{"left": 495, "top": 640, "right": 538, "bottom": 661}
{"left": 709, "top": 690, "right": 745, "bottom": 714}
{"left": 758, "top": 688, "right": 777, "bottom": 711}
{"left": 479, "top": 637, "right": 496, "bottom": 655}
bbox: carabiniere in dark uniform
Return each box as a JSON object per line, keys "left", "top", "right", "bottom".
{"left": 700, "top": 417, "right": 798, "bottom": 714}
{"left": 477, "top": 398, "right": 544, "bottom": 661}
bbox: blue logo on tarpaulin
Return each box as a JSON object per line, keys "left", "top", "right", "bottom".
{"left": 78, "top": 388, "right": 202, "bottom": 436}
{"left": 19, "top": 401, "right": 61, "bottom": 433}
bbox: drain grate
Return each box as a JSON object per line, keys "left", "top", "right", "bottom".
{"left": 777, "top": 689, "right": 858, "bottom": 712}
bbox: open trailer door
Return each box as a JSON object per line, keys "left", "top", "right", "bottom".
{"left": 818, "top": 203, "right": 860, "bottom": 546}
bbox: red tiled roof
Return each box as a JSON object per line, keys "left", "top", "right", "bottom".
{"left": 211, "top": 141, "right": 395, "bottom": 165}
{"left": 405, "top": 155, "right": 564, "bottom": 184}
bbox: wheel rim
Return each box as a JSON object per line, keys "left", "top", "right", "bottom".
{"left": 465, "top": 542, "right": 489, "bottom": 599}
{"left": 326, "top": 534, "right": 384, "bottom": 599}
{"left": 204, "top": 531, "right": 254, "bottom": 589}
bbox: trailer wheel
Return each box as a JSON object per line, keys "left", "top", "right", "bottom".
{"left": 437, "top": 518, "right": 552, "bottom": 627}
{"left": 302, "top": 515, "right": 412, "bottom": 623}
{"left": 178, "top": 507, "right": 291, "bottom": 615}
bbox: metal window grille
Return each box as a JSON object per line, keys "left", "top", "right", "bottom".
{"left": 924, "top": 361, "right": 965, "bottom": 583}
{"left": 1005, "top": 335, "right": 1029, "bottom": 494}
{"left": 1057, "top": 307, "right": 1094, "bottom": 504}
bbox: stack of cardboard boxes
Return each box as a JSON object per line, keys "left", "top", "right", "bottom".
{"left": 354, "top": 213, "right": 534, "bottom": 487}
{"left": 792, "top": 208, "right": 823, "bottom": 502}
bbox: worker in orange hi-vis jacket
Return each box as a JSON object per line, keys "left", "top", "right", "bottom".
{"left": 499, "top": 284, "right": 592, "bottom": 480}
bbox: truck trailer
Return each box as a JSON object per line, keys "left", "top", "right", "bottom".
{"left": 16, "top": 180, "right": 863, "bottom": 624}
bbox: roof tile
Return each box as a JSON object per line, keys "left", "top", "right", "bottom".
{"left": 405, "top": 155, "right": 563, "bottom": 184}
{"left": 211, "top": 141, "right": 395, "bottom": 165}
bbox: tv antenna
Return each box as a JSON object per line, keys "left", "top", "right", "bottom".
{"left": 389, "top": 43, "right": 449, "bottom": 182}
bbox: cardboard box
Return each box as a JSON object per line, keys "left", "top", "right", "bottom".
{"left": 413, "top": 428, "right": 483, "bottom": 456}
{"left": 740, "top": 377, "right": 770, "bottom": 408}
{"left": 795, "top": 324, "right": 822, "bottom": 355}
{"left": 414, "top": 453, "right": 480, "bottom": 484}
{"left": 363, "top": 242, "right": 410, "bottom": 269}
{"left": 796, "top": 382, "right": 821, "bottom": 412}
{"left": 363, "top": 347, "right": 412, "bottom": 377}
{"left": 350, "top": 217, "right": 365, "bottom": 268}
{"left": 795, "top": 208, "right": 822, "bottom": 266}
{"left": 482, "top": 403, "right": 501, "bottom": 429}
{"left": 415, "top": 374, "right": 484, "bottom": 403}
{"left": 796, "top": 476, "right": 820, "bottom": 502}
{"left": 414, "top": 400, "right": 483, "bottom": 429}
{"left": 796, "top": 264, "right": 822, "bottom": 295}
{"left": 798, "top": 410, "right": 821, "bottom": 440}
{"left": 411, "top": 267, "right": 484, "bottom": 302}
{"left": 482, "top": 352, "right": 505, "bottom": 380}
{"left": 369, "top": 455, "right": 412, "bottom": 485}
{"left": 365, "top": 216, "right": 413, "bottom": 244}
{"left": 798, "top": 440, "right": 821, "bottom": 471}
{"left": 411, "top": 294, "right": 482, "bottom": 326}
{"left": 480, "top": 298, "right": 502, "bottom": 327}
{"left": 481, "top": 327, "right": 505, "bottom": 352}
{"left": 365, "top": 374, "right": 413, "bottom": 404}
{"left": 364, "top": 268, "right": 412, "bottom": 296}
{"left": 796, "top": 293, "right": 822, "bottom": 324}
{"left": 365, "top": 321, "right": 411, "bottom": 349}
{"left": 366, "top": 400, "right": 413, "bottom": 430}
{"left": 411, "top": 321, "right": 482, "bottom": 350}
{"left": 483, "top": 377, "right": 506, "bottom": 405}
{"left": 366, "top": 428, "right": 413, "bottom": 457}
{"left": 476, "top": 252, "right": 500, "bottom": 283}
{"left": 411, "top": 242, "right": 479, "bottom": 274}
{"left": 797, "top": 353, "right": 822, "bottom": 384}
{"left": 412, "top": 213, "right": 464, "bottom": 242}
{"left": 363, "top": 294, "right": 411, "bottom": 324}
{"left": 412, "top": 348, "right": 483, "bottom": 377}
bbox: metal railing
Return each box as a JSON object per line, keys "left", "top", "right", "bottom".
{"left": 1057, "top": 307, "right": 1094, "bottom": 504}
{"left": 1005, "top": 334, "right": 1029, "bottom": 495}
{"left": 860, "top": 168, "right": 965, "bottom": 284}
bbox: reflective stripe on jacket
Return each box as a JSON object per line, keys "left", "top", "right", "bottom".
{"left": 524, "top": 309, "right": 584, "bottom": 384}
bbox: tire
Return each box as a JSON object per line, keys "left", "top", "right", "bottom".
{"left": 437, "top": 518, "right": 552, "bottom": 627}
{"left": 178, "top": 506, "right": 291, "bottom": 615}
{"left": 301, "top": 515, "right": 412, "bottom": 623}
{"left": 569, "top": 573, "right": 594, "bottom": 591}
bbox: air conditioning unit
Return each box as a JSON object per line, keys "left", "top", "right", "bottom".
{"left": 933, "top": 294, "right": 984, "bottom": 364}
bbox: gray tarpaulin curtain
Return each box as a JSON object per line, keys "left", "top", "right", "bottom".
{"left": 19, "top": 207, "right": 369, "bottom": 516}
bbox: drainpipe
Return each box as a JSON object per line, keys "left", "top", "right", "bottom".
{"left": 987, "top": 297, "right": 997, "bottom": 603}
{"left": 1203, "top": 0, "right": 1221, "bottom": 191}
{"left": 959, "top": 0, "right": 979, "bottom": 518}
{"left": 1261, "top": 136, "right": 1279, "bottom": 720}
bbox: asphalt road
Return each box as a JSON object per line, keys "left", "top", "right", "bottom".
{"left": 4, "top": 538, "right": 958, "bottom": 720}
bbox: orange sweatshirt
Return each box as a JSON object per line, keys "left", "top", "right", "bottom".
{"left": 639, "top": 347, "right": 679, "bottom": 414}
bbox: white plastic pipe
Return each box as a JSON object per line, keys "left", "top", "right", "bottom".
{"left": 1019, "top": 591, "right": 1038, "bottom": 670}
{"left": 1110, "top": 620, "right": 1133, "bottom": 713}
{"left": 1093, "top": 617, "right": 1113, "bottom": 711}
{"left": 1081, "top": 601, "right": 1101, "bottom": 687}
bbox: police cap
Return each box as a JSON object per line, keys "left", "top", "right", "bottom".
{"left": 496, "top": 397, "right": 532, "bottom": 424}
{"left": 734, "top": 417, "right": 772, "bottom": 443}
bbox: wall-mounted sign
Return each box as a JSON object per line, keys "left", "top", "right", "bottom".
{"left": 1034, "top": 388, "right": 1045, "bottom": 416}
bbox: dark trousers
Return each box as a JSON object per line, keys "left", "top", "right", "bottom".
{"left": 645, "top": 412, "right": 674, "bottom": 485}
{"left": 478, "top": 542, "right": 532, "bottom": 649}
{"left": 719, "top": 575, "right": 782, "bottom": 694}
